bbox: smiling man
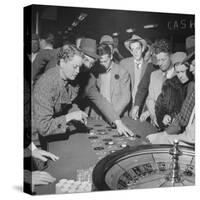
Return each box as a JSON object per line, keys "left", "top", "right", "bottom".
{"left": 97, "top": 43, "right": 131, "bottom": 117}
{"left": 120, "top": 34, "right": 150, "bottom": 116}
{"left": 76, "top": 39, "right": 134, "bottom": 137}
{"left": 140, "top": 39, "right": 175, "bottom": 125}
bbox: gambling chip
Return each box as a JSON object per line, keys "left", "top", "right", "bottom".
{"left": 98, "top": 131, "right": 108, "bottom": 135}
{"left": 103, "top": 138, "right": 113, "bottom": 142}
{"left": 56, "top": 179, "right": 92, "bottom": 194}
{"left": 89, "top": 131, "right": 95, "bottom": 136}
{"left": 128, "top": 136, "right": 136, "bottom": 141}
{"left": 108, "top": 141, "right": 114, "bottom": 145}
{"left": 97, "top": 129, "right": 106, "bottom": 131}
{"left": 94, "top": 146, "right": 105, "bottom": 151}
{"left": 94, "top": 124, "right": 103, "bottom": 127}
{"left": 105, "top": 126, "right": 113, "bottom": 131}
{"left": 120, "top": 143, "right": 128, "bottom": 148}
{"left": 88, "top": 136, "right": 98, "bottom": 140}
{"left": 112, "top": 134, "right": 123, "bottom": 138}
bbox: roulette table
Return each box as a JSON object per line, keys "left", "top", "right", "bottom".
{"left": 34, "top": 117, "right": 194, "bottom": 194}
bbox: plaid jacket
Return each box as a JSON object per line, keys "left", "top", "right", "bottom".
{"left": 166, "top": 81, "right": 195, "bottom": 134}
{"left": 33, "top": 66, "right": 79, "bottom": 136}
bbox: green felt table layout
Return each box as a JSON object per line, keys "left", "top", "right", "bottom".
{"left": 35, "top": 117, "right": 158, "bottom": 195}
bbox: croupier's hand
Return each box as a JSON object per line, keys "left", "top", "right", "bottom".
{"left": 131, "top": 106, "right": 139, "bottom": 120}
{"left": 66, "top": 110, "right": 88, "bottom": 125}
{"left": 114, "top": 120, "right": 135, "bottom": 137}
{"left": 162, "top": 114, "right": 172, "bottom": 126}
{"left": 140, "top": 110, "right": 150, "bottom": 122}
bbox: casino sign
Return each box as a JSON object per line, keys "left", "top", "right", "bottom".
{"left": 167, "top": 18, "right": 194, "bottom": 31}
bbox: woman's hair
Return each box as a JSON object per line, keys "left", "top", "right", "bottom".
{"left": 174, "top": 62, "right": 194, "bottom": 82}
{"left": 155, "top": 77, "right": 185, "bottom": 130}
{"left": 57, "top": 44, "right": 83, "bottom": 65}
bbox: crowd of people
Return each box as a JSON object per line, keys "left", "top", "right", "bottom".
{"left": 24, "top": 31, "right": 195, "bottom": 192}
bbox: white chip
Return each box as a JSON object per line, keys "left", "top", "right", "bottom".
{"left": 59, "top": 179, "right": 68, "bottom": 184}
{"left": 121, "top": 143, "right": 127, "bottom": 148}
{"left": 128, "top": 136, "right": 135, "bottom": 141}
{"left": 89, "top": 132, "right": 95, "bottom": 135}
{"left": 108, "top": 141, "right": 114, "bottom": 145}
{"left": 67, "top": 179, "right": 75, "bottom": 184}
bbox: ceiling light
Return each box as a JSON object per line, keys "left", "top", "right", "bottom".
{"left": 126, "top": 28, "right": 135, "bottom": 33}
{"left": 144, "top": 24, "right": 158, "bottom": 29}
{"left": 72, "top": 21, "right": 79, "bottom": 27}
{"left": 78, "top": 13, "right": 87, "bottom": 21}
{"left": 112, "top": 32, "right": 119, "bottom": 36}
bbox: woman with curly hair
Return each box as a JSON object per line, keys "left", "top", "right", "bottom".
{"left": 33, "top": 44, "right": 88, "bottom": 137}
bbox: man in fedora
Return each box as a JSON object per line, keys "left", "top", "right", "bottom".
{"left": 99, "top": 35, "right": 124, "bottom": 63}
{"left": 120, "top": 34, "right": 150, "bottom": 117}
{"left": 77, "top": 38, "right": 134, "bottom": 137}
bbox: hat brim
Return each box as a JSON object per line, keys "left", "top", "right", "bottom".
{"left": 182, "top": 51, "right": 195, "bottom": 63}
{"left": 100, "top": 41, "right": 114, "bottom": 45}
{"left": 83, "top": 50, "right": 100, "bottom": 59}
{"left": 124, "top": 38, "right": 147, "bottom": 53}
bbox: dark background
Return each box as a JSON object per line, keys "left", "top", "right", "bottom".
{"left": 25, "top": 4, "right": 194, "bottom": 57}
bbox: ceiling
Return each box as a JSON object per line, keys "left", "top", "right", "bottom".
{"left": 29, "top": 5, "right": 194, "bottom": 53}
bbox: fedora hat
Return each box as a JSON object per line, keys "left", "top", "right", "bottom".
{"left": 100, "top": 35, "right": 114, "bottom": 45}
{"left": 185, "top": 35, "right": 195, "bottom": 55}
{"left": 182, "top": 51, "right": 195, "bottom": 64}
{"left": 124, "top": 34, "right": 147, "bottom": 53}
{"left": 79, "top": 38, "right": 100, "bottom": 59}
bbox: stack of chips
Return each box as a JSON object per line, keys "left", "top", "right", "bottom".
{"left": 55, "top": 179, "right": 92, "bottom": 194}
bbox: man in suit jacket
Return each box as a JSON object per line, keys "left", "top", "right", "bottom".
{"left": 77, "top": 38, "right": 134, "bottom": 137}
{"left": 96, "top": 43, "right": 131, "bottom": 117}
{"left": 120, "top": 34, "right": 149, "bottom": 115}
{"left": 32, "top": 33, "right": 58, "bottom": 85}
{"left": 140, "top": 39, "right": 176, "bottom": 125}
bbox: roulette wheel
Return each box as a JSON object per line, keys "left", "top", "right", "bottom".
{"left": 92, "top": 141, "right": 195, "bottom": 190}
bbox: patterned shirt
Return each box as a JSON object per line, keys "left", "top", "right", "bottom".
{"left": 166, "top": 81, "right": 195, "bottom": 134}
{"left": 33, "top": 66, "right": 79, "bottom": 136}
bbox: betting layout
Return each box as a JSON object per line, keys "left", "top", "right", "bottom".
{"left": 87, "top": 118, "right": 152, "bottom": 160}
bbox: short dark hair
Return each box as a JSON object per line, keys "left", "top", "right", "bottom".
{"left": 129, "top": 39, "right": 143, "bottom": 50}
{"left": 97, "top": 44, "right": 112, "bottom": 57}
{"left": 152, "top": 39, "right": 171, "bottom": 55}
{"left": 40, "top": 33, "right": 55, "bottom": 45}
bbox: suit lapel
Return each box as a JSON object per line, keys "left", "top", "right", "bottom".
{"left": 110, "top": 62, "right": 117, "bottom": 98}
{"left": 131, "top": 57, "right": 135, "bottom": 89}
{"left": 140, "top": 61, "right": 147, "bottom": 80}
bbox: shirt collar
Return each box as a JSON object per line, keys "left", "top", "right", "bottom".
{"left": 43, "top": 46, "right": 53, "bottom": 50}
{"left": 106, "top": 61, "right": 114, "bottom": 73}
{"left": 134, "top": 59, "right": 143, "bottom": 69}
{"left": 163, "top": 67, "right": 174, "bottom": 79}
